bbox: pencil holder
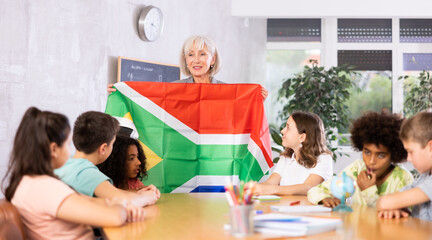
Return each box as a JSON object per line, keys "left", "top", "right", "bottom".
{"left": 229, "top": 204, "right": 254, "bottom": 237}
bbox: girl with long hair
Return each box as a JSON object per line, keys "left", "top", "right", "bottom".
{"left": 98, "top": 135, "right": 156, "bottom": 192}
{"left": 1, "top": 107, "right": 130, "bottom": 239}
{"left": 254, "top": 111, "right": 333, "bottom": 196}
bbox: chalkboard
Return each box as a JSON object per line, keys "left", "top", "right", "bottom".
{"left": 117, "top": 57, "right": 180, "bottom": 83}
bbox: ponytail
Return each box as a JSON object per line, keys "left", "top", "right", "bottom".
{"left": 2, "top": 107, "right": 70, "bottom": 201}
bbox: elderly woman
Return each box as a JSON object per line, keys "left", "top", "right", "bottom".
{"left": 174, "top": 35, "right": 223, "bottom": 84}
{"left": 108, "top": 35, "right": 268, "bottom": 99}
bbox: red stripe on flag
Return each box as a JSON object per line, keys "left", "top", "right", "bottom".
{"left": 249, "top": 97, "right": 273, "bottom": 168}
{"left": 124, "top": 82, "right": 264, "bottom": 135}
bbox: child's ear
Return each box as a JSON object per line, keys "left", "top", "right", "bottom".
{"left": 300, "top": 133, "right": 306, "bottom": 143}
{"left": 99, "top": 143, "right": 108, "bottom": 155}
{"left": 50, "top": 142, "right": 58, "bottom": 159}
{"left": 427, "top": 140, "right": 432, "bottom": 153}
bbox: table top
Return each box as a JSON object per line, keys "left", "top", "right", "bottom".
{"left": 102, "top": 193, "right": 432, "bottom": 240}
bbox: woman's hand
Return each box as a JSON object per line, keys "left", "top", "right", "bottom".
{"left": 321, "top": 197, "right": 341, "bottom": 208}
{"left": 357, "top": 170, "right": 376, "bottom": 191}
{"left": 107, "top": 83, "right": 117, "bottom": 93}
{"left": 261, "top": 87, "right": 268, "bottom": 100}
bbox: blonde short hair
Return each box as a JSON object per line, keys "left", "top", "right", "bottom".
{"left": 400, "top": 111, "right": 432, "bottom": 147}
{"left": 179, "top": 35, "right": 221, "bottom": 77}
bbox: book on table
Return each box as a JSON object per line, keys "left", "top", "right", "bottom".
{"left": 254, "top": 213, "right": 342, "bottom": 237}
{"left": 252, "top": 195, "right": 282, "bottom": 202}
{"left": 271, "top": 205, "right": 332, "bottom": 213}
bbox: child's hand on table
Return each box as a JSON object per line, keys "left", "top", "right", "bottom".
{"left": 253, "top": 184, "right": 276, "bottom": 196}
{"left": 130, "top": 190, "right": 159, "bottom": 207}
{"left": 138, "top": 184, "right": 161, "bottom": 199}
{"left": 126, "top": 205, "right": 146, "bottom": 222}
{"left": 377, "top": 209, "right": 410, "bottom": 219}
{"left": 321, "top": 197, "right": 341, "bottom": 208}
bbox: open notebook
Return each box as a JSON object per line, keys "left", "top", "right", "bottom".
{"left": 254, "top": 213, "right": 342, "bottom": 237}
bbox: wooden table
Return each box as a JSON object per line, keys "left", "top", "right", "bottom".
{"left": 102, "top": 193, "right": 432, "bottom": 240}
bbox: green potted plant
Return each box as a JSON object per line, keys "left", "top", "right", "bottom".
{"left": 271, "top": 60, "right": 358, "bottom": 162}
{"left": 400, "top": 70, "right": 432, "bottom": 118}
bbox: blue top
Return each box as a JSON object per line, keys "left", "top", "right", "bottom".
{"left": 402, "top": 172, "right": 432, "bottom": 221}
{"left": 54, "top": 158, "right": 112, "bottom": 197}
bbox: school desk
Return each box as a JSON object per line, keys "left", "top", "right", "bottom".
{"left": 102, "top": 193, "right": 432, "bottom": 240}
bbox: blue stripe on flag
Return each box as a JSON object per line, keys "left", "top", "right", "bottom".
{"left": 190, "top": 185, "right": 226, "bottom": 193}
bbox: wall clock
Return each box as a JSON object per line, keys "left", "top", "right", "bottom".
{"left": 138, "top": 6, "right": 164, "bottom": 42}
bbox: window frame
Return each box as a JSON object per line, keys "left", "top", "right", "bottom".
{"left": 266, "top": 17, "right": 432, "bottom": 150}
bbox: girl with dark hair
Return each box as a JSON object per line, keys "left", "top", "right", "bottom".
{"left": 98, "top": 135, "right": 158, "bottom": 193}
{"left": 254, "top": 111, "right": 333, "bottom": 196}
{"left": 308, "top": 111, "right": 414, "bottom": 207}
{"left": 1, "top": 107, "right": 128, "bottom": 239}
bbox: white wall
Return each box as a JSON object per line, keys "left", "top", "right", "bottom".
{"left": 0, "top": 0, "right": 267, "bottom": 194}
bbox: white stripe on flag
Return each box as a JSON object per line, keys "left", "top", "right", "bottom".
{"left": 248, "top": 138, "right": 271, "bottom": 175}
{"left": 113, "top": 116, "right": 139, "bottom": 139}
{"left": 116, "top": 82, "right": 250, "bottom": 145}
{"left": 171, "top": 175, "right": 240, "bottom": 193}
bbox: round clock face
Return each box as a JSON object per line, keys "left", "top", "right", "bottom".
{"left": 138, "top": 6, "right": 164, "bottom": 42}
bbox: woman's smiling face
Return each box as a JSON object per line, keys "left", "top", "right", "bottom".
{"left": 185, "top": 43, "right": 215, "bottom": 78}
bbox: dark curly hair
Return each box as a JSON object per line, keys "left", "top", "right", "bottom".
{"left": 282, "top": 111, "right": 332, "bottom": 168}
{"left": 97, "top": 135, "right": 148, "bottom": 190}
{"left": 350, "top": 111, "right": 406, "bottom": 163}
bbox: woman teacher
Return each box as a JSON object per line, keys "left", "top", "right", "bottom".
{"left": 108, "top": 35, "right": 268, "bottom": 99}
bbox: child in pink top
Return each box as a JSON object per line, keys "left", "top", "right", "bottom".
{"left": 1, "top": 107, "right": 142, "bottom": 239}
{"left": 98, "top": 135, "right": 159, "bottom": 193}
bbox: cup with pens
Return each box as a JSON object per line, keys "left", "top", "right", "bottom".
{"left": 225, "top": 180, "right": 255, "bottom": 237}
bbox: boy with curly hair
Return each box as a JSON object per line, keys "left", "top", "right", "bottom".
{"left": 308, "top": 111, "right": 413, "bottom": 207}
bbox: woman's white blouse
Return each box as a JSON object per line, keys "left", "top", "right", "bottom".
{"left": 273, "top": 153, "right": 333, "bottom": 186}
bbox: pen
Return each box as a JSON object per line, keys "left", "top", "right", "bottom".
{"left": 261, "top": 218, "right": 303, "bottom": 222}
{"left": 289, "top": 200, "right": 301, "bottom": 206}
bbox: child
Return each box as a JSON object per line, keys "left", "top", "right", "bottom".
{"left": 308, "top": 111, "right": 413, "bottom": 207}
{"left": 377, "top": 111, "right": 432, "bottom": 220}
{"left": 1, "top": 107, "right": 129, "bottom": 239}
{"left": 254, "top": 111, "right": 333, "bottom": 195}
{"left": 54, "top": 111, "right": 159, "bottom": 207}
{"left": 98, "top": 135, "right": 155, "bottom": 191}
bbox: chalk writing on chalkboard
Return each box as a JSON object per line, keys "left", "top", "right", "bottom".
{"left": 117, "top": 57, "right": 180, "bottom": 83}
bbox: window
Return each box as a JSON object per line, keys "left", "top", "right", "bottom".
{"left": 266, "top": 49, "right": 321, "bottom": 127}
{"left": 338, "top": 50, "right": 392, "bottom": 127}
{"left": 338, "top": 19, "right": 392, "bottom": 43}
{"left": 402, "top": 53, "right": 432, "bottom": 117}
{"left": 267, "top": 19, "right": 321, "bottom": 42}
{"left": 400, "top": 19, "right": 432, "bottom": 43}
{"left": 266, "top": 18, "right": 432, "bottom": 148}
{"left": 266, "top": 19, "right": 322, "bottom": 127}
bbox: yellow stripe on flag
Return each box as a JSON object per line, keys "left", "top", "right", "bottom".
{"left": 139, "top": 140, "right": 163, "bottom": 170}
{"left": 122, "top": 112, "right": 163, "bottom": 170}
{"left": 124, "top": 112, "right": 133, "bottom": 121}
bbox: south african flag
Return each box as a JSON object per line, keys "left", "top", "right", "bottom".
{"left": 105, "top": 82, "right": 272, "bottom": 193}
